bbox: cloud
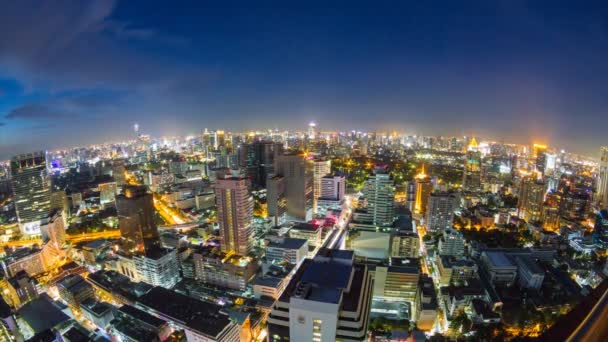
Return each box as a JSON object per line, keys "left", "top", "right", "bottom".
{"left": 5, "top": 104, "right": 63, "bottom": 120}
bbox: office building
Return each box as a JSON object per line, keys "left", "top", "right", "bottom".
{"left": 533, "top": 144, "right": 548, "bottom": 175}
{"left": 480, "top": 251, "right": 518, "bottom": 287}
{"left": 112, "top": 160, "right": 127, "bottom": 186}
{"left": 133, "top": 248, "right": 180, "bottom": 289}
{"left": 391, "top": 231, "right": 419, "bottom": 258}
{"left": 57, "top": 274, "right": 95, "bottom": 314}
{"left": 39, "top": 210, "right": 66, "bottom": 250}
{"left": 313, "top": 159, "right": 332, "bottom": 203}
{"left": 438, "top": 229, "right": 465, "bottom": 257}
{"left": 415, "top": 275, "right": 438, "bottom": 331}
{"left": 518, "top": 176, "right": 545, "bottom": 223}
{"left": 373, "top": 258, "right": 420, "bottom": 307}
{"left": 137, "top": 287, "right": 241, "bottom": 342}
{"left": 414, "top": 166, "right": 433, "bottom": 216}
{"left": 99, "top": 181, "right": 118, "bottom": 205}
{"left": 274, "top": 153, "right": 314, "bottom": 221}
{"left": 10, "top": 151, "right": 52, "bottom": 235}
{"left": 288, "top": 222, "right": 322, "bottom": 247}
{"left": 514, "top": 256, "right": 544, "bottom": 290}
{"left": 267, "top": 250, "right": 373, "bottom": 342}
{"left": 267, "top": 175, "right": 287, "bottom": 226}
{"left": 426, "top": 192, "right": 458, "bottom": 232}
{"left": 437, "top": 256, "right": 478, "bottom": 286}
{"left": 116, "top": 185, "right": 160, "bottom": 254}
{"left": 358, "top": 166, "right": 395, "bottom": 226}
{"left": 318, "top": 175, "right": 345, "bottom": 209}
{"left": 238, "top": 141, "right": 282, "bottom": 188}
{"left": 214, "top": 172, "right": 254, "bottom": 255}
{"left": 109, "top": 304, "right": 172, "bottom": 342}
{"left": 4, "top": 271, "right": 39, "bottom": 308}
{"left": 598, "top": 147, "right": 608, "bottom": 206}
{"left": 192, "top": 247, "right": 258, "bottom": 291}
{"left": 265, "top": 237, "right": 309, "bottom": 265}
{"left": 462, "top": 138, "right": 482, "bottom": 192}
{"left": 2, "top": 247, "right": 46, "bottom": 277}
{"left": 80, "top": 299, "right": 115, "bottom": 329}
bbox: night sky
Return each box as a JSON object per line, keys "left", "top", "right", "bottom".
{"left": 0, "top": 0, "right": 607, "bottom": 158}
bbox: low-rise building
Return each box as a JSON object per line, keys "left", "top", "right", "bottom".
{"left": 514, "top": 256, "right": 544, "bottom": 290}
{"left": 437, "top": 256, "right": 478, "bottom": 286}
{"left": 480, "top": 251, "right": 517, "bottom": 287}
{"left": 265, "top": 237, "right": 308, "bottom": 265}
{"left": 192, "top": 246, "right": 258, "bottom": 291}
{"left": 80, "top": 298, "right": 115, "bottom": 329}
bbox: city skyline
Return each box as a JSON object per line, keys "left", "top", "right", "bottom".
{"left": 1, "top": 1, "right": 608, "bottom": 157}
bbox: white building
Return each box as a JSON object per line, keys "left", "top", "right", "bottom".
{"left": 426, "top": 192, "right": 457, "bottom": 232}
{"left": 438, "top": 229, "right": 465, "bottom": 257}
{"left": 133, "top": 248, "right": 180, "bottom": 288}
{"left": 265, "top": 237, "right": 308, "bottom": 266}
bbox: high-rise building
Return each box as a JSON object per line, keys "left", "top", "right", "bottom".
{"left": 274, "top": 153, "right": 314, "bottom": 221}
{"left": 358, "top": 166, "right": 395, "bottom": 226}
{"left": 112, "top": 160, "right": 127, "bottom": 186}
{"left": 426, "top": 192, "right": 458, "bottom": 232}
{"left": 267, "top": 249, "right": 372, "bottom": 342}
{"left": 10, "top": 152, "right": 51, "bottom": 235}
{"left": 462, "top": 138, "right": 482, "bottom": 192}
{"left": 534, "top": 144, "right": 548, "bottom": 175}
{"left": 313, "top": 159, "right": 331, "bottom": 201}
{"left": 372, "top": 258, "right": 420, "bottom": 308}
{"left": 214, "top": 172, "right": 254, "bottom": 255}
{"left": 133, "top": 248, "right": 180, "bottom": 289}
{"left": 414, "top": 166, "right": 433, "bottom": 216}
{"left": 238, "top": 141, "right": 283, "bottom": 188}
{"left": 518, "top": 176, "right": 545, "bottom": 223}
{"left": 318, "top": 175, "right": 345, "bottom": 210}
{"left": 40, "top": 210, "right": 66, "bottom": 250}
{"left": 598, "top": 146, "right": 608, "bottom": 206}
{"left": 267, "top": 175, "right": 287, "bottom": 226}
{"left": 438, "top": 229, "right": 465, "bottom": 257}
{"left": 116, "top": 185, "right": 159, "bottom": 254}
{"left": 99, "top": 182, "right": 118, "bottom": 205}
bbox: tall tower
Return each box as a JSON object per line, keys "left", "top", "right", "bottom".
{"left": 598, "top": 146, "right": 608, "bottom": 207}
{"left": 116, "top": 185, "right": 159, "bottom": 254}
{"left": 426, "top": 192, "right": 458, "bottom": 233}
{"left": 308, "top": 122, "right": 316, "bottom": 140}
{"left": 274, "top": 153, "right": 314, "bottom": 221}
{"left": 313, "top": 159, "right": 331, "bottom": 202}
{"left": 215, "top": 173, "right": 254, "bottom": 255}
{"left": 414, "top": 165, "right": 433, "bottom": 216}
{"left": 518, "top": 176, "right": 545, "bottom": 223}
{"left": 10, "top": 151, "right": 51, "bottom": 235}
{"left": 360, "top": 165, "right": 395, "bottom": 226}
{"left": 462, "top": 138, "right": 482, "bottom": 192}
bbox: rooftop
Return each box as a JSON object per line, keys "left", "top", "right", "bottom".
{"left": 483, "top": 251, "right": 516, "bottom": 268}
{"left": 18, "top": 294, "right": 70, "bottom": 334}
{"left": 137, "top": 287, "right": 232, "bottom": 338}
{"left": 267, "top": 237, "right": 308, "bottom": 250}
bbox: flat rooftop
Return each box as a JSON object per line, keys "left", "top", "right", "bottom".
{"left": 267, "top": 237, "right": 308, "bottom": 250}
{"left": 484, "top": 251, "right": 516, "bottom": 268}
{"left": 137, "top": 287, "right": 232, "bottom": 338}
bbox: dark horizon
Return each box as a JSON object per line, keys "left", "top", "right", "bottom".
{"left": 1, "top": 1, "right": 607, "bottom": 158}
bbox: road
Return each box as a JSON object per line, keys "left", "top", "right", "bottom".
{"left": 566, "top": 285, "right": 608, "bottom": 342}
{"left": 0, "top": 230, "right": 121, "bottom": 248}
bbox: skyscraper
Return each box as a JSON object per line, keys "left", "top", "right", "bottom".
{"left": 10, "top": 152, "right": 52, "bottom": 235}
{"left": 116, "top": 185, "right": 159, "bottom": 254}
{"left": 598, "top": 146, "right": 608, "bottom": 207}
{"left": 267, "top": 175, "right": 287, "bottom": 226}
{"left": 313, "top": 159, "right": 331, "bottom": 201}
{"left": 426, "top": 192, "right": 458, "bottom": 232}
{"left": 533, "top": 144, "right": 548, "bottom": 175}
{"left": 274, "top": 153, "right": 314, "bottom": 221}
{"left": 238, "top": 141, "right": 282, "bottom": 188}
{"left": 462, "top": 138, "right": 482, "bottom": 192}
{"left": 518, "top": 176, "right": 545, "bottom": 223}
{"left": 359, "top": 166, "right": 395, "bottom": 226}
{"left": 214, "top": 172, "right": 254, "bottom": 255}
{"left": 414, "top": 165, "right": 433, "bottom": 216}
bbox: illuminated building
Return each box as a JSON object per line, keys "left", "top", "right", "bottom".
{"left": 4, "top": 271, "right": 40, "bottom": 308}
{"left": 267, "top": 250, "right": 372, "bottom": 342}
{"left": 132, "top": 248, "right": 180, "bottom": 289}
{"left": 438, "top": 228, "right": 465, "bottom": 257}
{"left": 317, "top": 174, "right": 345, "bottom": 210}
{"left": 462, "top": 138, "right": 482, "bottom": 192}
{"left": 192, "top": 247, "right": 258, "bottom": 290}
{"left": 80, "top": 299, "right": 114, "bottom": 329}
{"left": 116, "top": 185, "right": 160, "bottom": 254}
{"left": 10, "top": 151, "right": 52, "bottom": 236}
{"left": 358, "top": 165, "right": 395, "bottom": 226}
{"left": 99, "top": 182, "right": 117, "bottom": 206}
{"left": 2, "top": 247, "right": 46, "bottom": 277}
{"left": 437, "top": 256, "right": 477, "bottom": 286}
{"left": 57, "top": 274, "right": 94, "bottom": 314}
{"left": 274, "top": 153, "right": 314, "bottom": 221}
{"left": 518, "top": 176, "right": 545, "bottom": 223}
{"left": 265, "top": 237, "right": 308, "bottom": 265}
{"left": 597, "top": 146, "right": 608, "bottom": 206}
{"left": 288, "top": 222, "right": 322, "bottom": 247}
{"left": 267, "top": 175, "right": 287, "bottom": 226}
{"left": 426, "top": 192, "right": 458, "bottom": 232}
{"left": 414, "top": 165, "right": 433, "bottom": 216}
{"left": 308, "top": 121, "right": 316, "bottom": 140}
{"left": 415, "top": 275, "right": 438, "bottom": 331}
{"left": 372, "top": 258, "right": 420, "bottom": 310}
{"left": 214, "top": 172, "right": 254, "bottom": 255}
{"left": 137, "top": 287, "right": 241, "bottom": 342}
{"left": 238, "top": 141, "right": 282, "bottom": 187}
{"left": 533, "top": 144, "right": 548, "bottom": 175}
{"left": 542, "top": 206, "right": 561, "bottom": 231}
{"left": 112, "top": 160, "right": 127, "bottom": 186}
{"left": 40, "top": 210, "right": 66, "bottom": 250}
{"left": 313, "top": 158, "right": 331, "bottom": 204}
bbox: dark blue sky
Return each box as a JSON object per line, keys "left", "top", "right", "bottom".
{"left": 1, "top": 0, "right": 607, "bottom": 158}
